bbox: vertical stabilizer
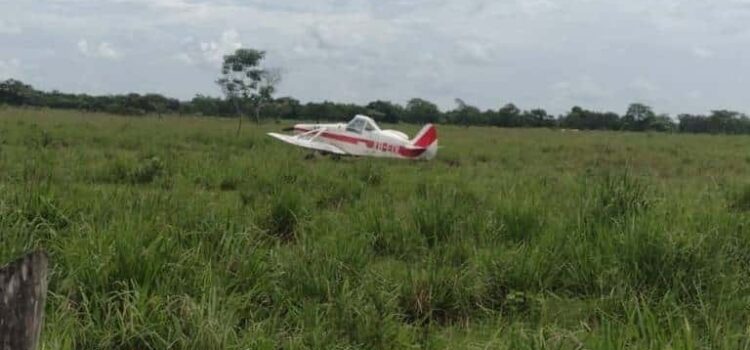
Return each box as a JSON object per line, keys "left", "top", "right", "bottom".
{"left": 411, "top": 124, "right": 438, "bottom": 148}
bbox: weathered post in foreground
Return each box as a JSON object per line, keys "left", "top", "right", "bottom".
{"left": 0, "top": 251, "right": 49, "bottom": 350}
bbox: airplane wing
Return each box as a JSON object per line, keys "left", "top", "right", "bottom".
{"left": 267, "top": 130, "right": 347, "bottom": 155}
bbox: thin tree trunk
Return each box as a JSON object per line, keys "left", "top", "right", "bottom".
{"left": 254, "top": 104, "right": 261, "bottom": 124}
{"left": 232, "top": 97, "right": 243, "bottom": 136}
{"left": 236, "top": 113, "right": 243, "bottom": 136}
{"left": 0, "top": 251, "right": 49, "bottom": 350}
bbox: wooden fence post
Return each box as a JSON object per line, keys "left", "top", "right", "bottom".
{"left": 0, "top": 251, "right": 49, "bottom": 350}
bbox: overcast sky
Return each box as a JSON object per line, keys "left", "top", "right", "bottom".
{"left": 1, "top": 0, "right": 749, "bottom": 115}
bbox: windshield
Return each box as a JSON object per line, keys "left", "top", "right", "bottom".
{"left": 346, "top": 118, "right": 366, "bottom": 134}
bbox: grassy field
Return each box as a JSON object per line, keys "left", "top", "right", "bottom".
{"left": 3, "top": 106, "right": 750, "bottom": 349}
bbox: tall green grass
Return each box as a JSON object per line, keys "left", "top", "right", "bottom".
{"left": 2, "top": 107, "right": 750, "bottom": 348}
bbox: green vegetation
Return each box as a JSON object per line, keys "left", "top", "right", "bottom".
{"left": 4, "top": 78, "right": 750, "bottom": 134}
{"left": 3, "top": 107, "right": 750, "bottom": 348}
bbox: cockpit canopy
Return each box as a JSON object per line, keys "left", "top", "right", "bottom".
{"left": 346, "top": 115, "right": 380, "bottom": 134}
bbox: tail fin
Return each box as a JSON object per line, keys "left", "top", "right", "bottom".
{"left": 411, "top": 124, "right": 438, "bottom": 148}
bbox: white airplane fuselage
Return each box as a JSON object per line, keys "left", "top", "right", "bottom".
{"left": 292, "top": 123, "right": 436, "bottom": 160}
{"left": 268, "top": 115, "right": 438, "bottom": 160}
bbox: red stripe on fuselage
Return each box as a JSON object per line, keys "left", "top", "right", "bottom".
{"left": 398, "top": 147, "right": 428, "bottom": 157}
{"left": 294, "top": 127, "right": 427, "bottom": 158}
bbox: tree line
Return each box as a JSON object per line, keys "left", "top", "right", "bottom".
{"left": 2, "top": 77, "right": 750, "bottom": 135}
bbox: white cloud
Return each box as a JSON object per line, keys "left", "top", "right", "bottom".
{"left": 77, "top": 39, "right": 122, "bottom": 59}
{"left": 553, "top": 77, "right": 611, "bottom": 100}
{"left": 550, "top": 76, "right": 615, "bottom": 111}
{"left": 456, "top": 41, "right": 495, "bottom": 64}
{"left": 517, "top": 0, "right": 560, "bottom": 16}
{"left": 77, "top": 39, "right": 89, "bottom": 55}
{"left": 0, "top": 20, "right": 21, "bottom": 34}
{"left": 200, "top": 30, "right": 242, "bottom": 64}
{"left": 3, "top": 0, "right": 750, "bottom": 114}
{"left": 142, "top": 0, "right": 195, "bottom": 10}
{"left": 172, "top": 30, "right": 243, "bottom": 67}
{"left": 630, "top": 77, "right": 659, "bottom": 93}
{"left": 174, "top": 52, "right": 194, "bottom": 65}
{"left": 97, "top": 42, "right": 120, "bottom": 59}
{"left": 688, "top": 90, "right": 703, "bottom": 99}
{"left": 0, "top": 58, "right": 22, "bottom": 79}
{"left": 692, "top": 46, "right": 714, "bottom": 59}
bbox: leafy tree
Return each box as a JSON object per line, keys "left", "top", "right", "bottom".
{"left": 300, "top": 101, "right": 355, "bottom": 123}
{"left": 448, "top": 98, "right": 482, "bottom": 127}
{"left": 678, "top": 114, "right": 705, "bottom": 133}
{"left": 496, "top": 103, "right": 522, "bottom": 127}
{"left": 216, "top": 48, "right": 280, "bottom": 134}
{"left": 404, "top": 98, "right": 440, "bottom": 124}
{"left": 623, "top": 103, "right": 656, "bottom": 131}
{"left": 0, "top": 79, "right": 36, "bottom": 105}
{"left": 708, "top": 110, "right": 750, "bottom": 134}
{"left": 523, "top": 108, "right": 556, "bottom": 127}
{"left": 677, "top": 111, "right": 750, "bottom": 134}
{"left": 8, "top": 78, "right": 750, "bottom": 136}
{"left": 267, "top": 97, "right": 301, "bottom": 121}
{"left": 187, "top": 95, "right": 228, "bottom": 116}
{"left": 366, "top": 100, "right": 403, "bottom": 124}
{"left": 645, "top": 114, "right": 676, "bottom": 132}
{"left": 561, "top": 106, "right": 621, "bottom": 130}
{"left": 142, "top": 93, "right": 178, "bottom": 117}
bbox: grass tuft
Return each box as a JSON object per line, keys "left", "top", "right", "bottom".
{"left": 264, "top": 189, "right": 306, "bottom": 241}
{"left": 487, "top": 204, "right": 542, "bottom": 244}
{"left": 729, "top": 184, "right": 750, "bottom": 212}
{"left": 219, "top": 177, "right": 240, "bottom": 191}
{"left": 592, "top": 169, "right": 650, "bottom": 224}
{"left": 98, "top": 155, "right": 166, "bottom": 185}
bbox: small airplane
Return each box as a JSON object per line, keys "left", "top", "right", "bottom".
{"left": 267, "top": 115, "right": 438, "bottom": 160}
